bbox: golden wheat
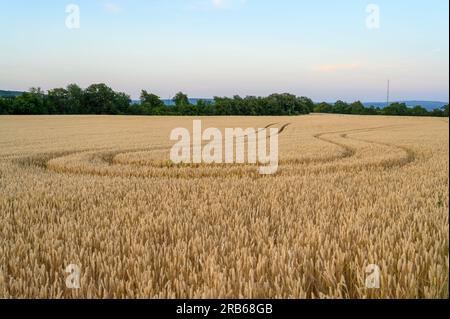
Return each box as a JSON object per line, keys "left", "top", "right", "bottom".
{"left": 0, "top": 114, "right": 448, "bottom": 299}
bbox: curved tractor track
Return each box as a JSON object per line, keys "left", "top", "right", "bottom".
{"left": 10, "top": 123, "right": 417, "bottom": 179}
{"left": 285, "top": 125, "right": 417, "bottom": 175}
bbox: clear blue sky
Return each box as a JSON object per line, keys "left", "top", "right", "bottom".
{"left": 0, "top": 0, "right": 448, "bottom": 101}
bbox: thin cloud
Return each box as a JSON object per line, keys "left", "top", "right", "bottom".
{"left": 316, "top": 63, "right": 361, "bottom": 73}
{"left": 104, "top": 3, "right": 122, "bottom": 14}
{"left": 212, "top": 0, "right": 247, "bottom": 9}
{"left": 186, "top": 0, "right": 247, "bottom": 11}
{"left": 212, "top": 0, "right": 225, "bottom": 7}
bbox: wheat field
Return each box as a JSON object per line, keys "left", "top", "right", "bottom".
{"left": 0, "top": 114, "right": 448, "bottom": 299}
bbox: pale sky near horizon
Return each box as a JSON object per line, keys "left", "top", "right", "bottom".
{"left": 0, "top": 0, "right": 448, "bottom": 101}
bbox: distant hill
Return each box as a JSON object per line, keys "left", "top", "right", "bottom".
{"left": 161, "top": 98, "right": 214, "bottom": 106}
{"left": 131, "top": 98, "right": 214, "bottom": 106}
{"left": 363, "top": 101, "right": 448, "bottom": 111}
{"left": 0, "top": 90, "right": 24, "bottom": 98}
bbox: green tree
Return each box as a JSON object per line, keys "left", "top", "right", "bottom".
{"left": 66, "top": 84, "right": 84, "bottom": 114}
{"left": 173, "top": 92, "right": 190, "bottom": 107}
{"left": 114, "top": 92, "right": 131, "bottom": 115}
{"left": 139, "top": 90, "right": 165, "bottom": 115}
{"left": 213, "top": 97, "right": 233, "bottom": 115}
{"left": 0, "top": 97, "right": 11, "bottom": 114}
{"left": 334, "top": 100, "right": 350, "bottom": 114}
{"left": 11, "top": 88, "right": 47, "bottom": 115}
{"left": 410, "top": 105, "right": 428, "bottom": 117}
{"left": 350, "top": 101, "right": 365, "bottom": 115}
{"left": 298, "top": 96, "right": 315, "bottom": 113}
{"left": 196, "top": 99, "right": 215, "bottom": 115}
{"left": 382, "top": 102, "right": 409, "bottom": 116}
{"left": 314, "top": 102, "right": 333, "bottom": 113}
{"left": 47, "top": 88, "right": 69, "bottom": 114}
{"left": 47, "top": 84, "right": 85, "bottom": 114}
{"left": 442, "top": 104, "right": 449, "bottom": 117}
{"left": 84, "top": 84, "right": 129, "bottom": 115}
{"left": 430, "top": 108, "right": 444, "bottom": 117}
{"left": 364, "top": 105, "right": 380, "bottom": 115}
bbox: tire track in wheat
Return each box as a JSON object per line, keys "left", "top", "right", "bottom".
{"left": 11, "top": 124, "right": 417, "bottom": 179}
{"left": 15, "top": 123, "right": 290, "bottom": 179}
{"left": 283, "top": 125, "right": 417, "bottom": 175}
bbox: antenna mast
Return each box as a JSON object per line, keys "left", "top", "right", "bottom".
{"left": 387, "top": 80, "right": 390, "bottom": 107}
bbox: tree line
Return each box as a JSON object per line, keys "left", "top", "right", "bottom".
{"left": 314, "top": 100, "right": 449, "bottom": 117}
{"left": 0, "top": 83, "right": 448, "bottom": 117}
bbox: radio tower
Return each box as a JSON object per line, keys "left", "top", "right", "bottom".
{"left": 386, "top": 80, "right": 390, "bottom": 107}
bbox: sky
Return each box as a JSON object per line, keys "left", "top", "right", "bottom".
{"left": 0, "top": 0, "right": 448, "bottom": 102}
